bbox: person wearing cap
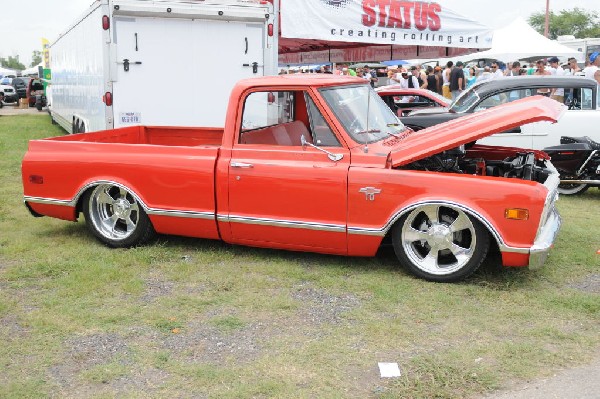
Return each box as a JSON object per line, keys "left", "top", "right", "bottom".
{"left": 449, "top": 61, "right": 465, "bottom": 100}
{"left": 548, "top": 56, "right": 566, "bottom": 103}
{"left": 584, "top": 51, "right": 600, "bottom": 86}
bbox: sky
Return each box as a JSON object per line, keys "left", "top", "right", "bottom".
{"left": 1, "top": 0, "right": 599, "bottom": 67}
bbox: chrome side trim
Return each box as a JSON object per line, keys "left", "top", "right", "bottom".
{"left": 146, "top": 209, "right": 214, "bottom": 220}
{"left": 348, "top": 200, "right": 532, "bottom": 255}
{"left": 218, "top": 214, "right": 346, "bottom": 233}
{"left": 24, "top": 180, "right": 217, "bottom": 222}
{"left": 24, "top": 196, "right": 75, "bottom": 207}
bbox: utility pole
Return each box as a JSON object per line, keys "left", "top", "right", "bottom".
{"left": 544, "top": 0, "right": 550, "bottom": 37}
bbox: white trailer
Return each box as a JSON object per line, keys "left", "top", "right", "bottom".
{"left": 49, "top": 0, "right": 277, "bottom": 133}
{"left": 557, "top": 37, "right": 600, "bottom": 63}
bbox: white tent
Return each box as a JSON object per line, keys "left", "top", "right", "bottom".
{"left": 0, "top": 66, "right": 17, "bottom": 77}
{"left": 22, "top": 63, "right": 42, "bottom": 76}
{"left": 465, "top": 18, "right": 582, "bottom": 63}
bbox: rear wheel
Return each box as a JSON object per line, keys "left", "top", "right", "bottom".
{"left": 392, "top": 204, "right": 489, "bottom": 282}
{"left": 557, "top": 173, "right": 589, "bottom": 195}
{"left": 83, "top": 184, "right": 155, "bottom": 248}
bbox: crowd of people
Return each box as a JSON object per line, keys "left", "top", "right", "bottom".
{"left": 279, "top": 50, "right": 600, "bottom": 104}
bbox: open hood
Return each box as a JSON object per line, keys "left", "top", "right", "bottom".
{"left": 390, "top": 96, "right": 565, "bottom": 167}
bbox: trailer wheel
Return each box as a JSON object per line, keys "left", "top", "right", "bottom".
{"left": 83, "top": 184, "right": 156, "bottom": 248}
{"left": 72, "top": 120, "right": 79, "bottom": 134}
{"left": 79, "top": 121, "right": 86, "bottom": 133}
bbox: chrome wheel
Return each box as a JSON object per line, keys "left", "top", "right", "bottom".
{"left": 393, "top": 204, "right": 489, "bottom": 282}
{"left": 83, "top": 183, "right": 155, "bottom": 247}
{"left": 88, "top": 184, "right": 141, "bottom": 241}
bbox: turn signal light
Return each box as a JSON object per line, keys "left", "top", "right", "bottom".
{"left": 268, "top": 23, "right": 273, "bottom": 36}
{"left": 29, "top": 175, "right": 44, "bottom": 184}
{"left": 103, "top": 92, "right": 113, "bottom": 106}
{"left": 102, "top": 15, "right": 110, "bottom": 30}
{"left": 505, "top": 208, "right": 529, "bottom": 220}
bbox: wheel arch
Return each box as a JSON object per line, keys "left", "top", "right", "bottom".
{"left": 381, "top": 199, "right": 504, "bottom": 251}
{"left": 73, "top": 180, "right": 151, "bottom": 218}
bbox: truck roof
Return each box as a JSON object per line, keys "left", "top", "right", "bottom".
{"left": 233, "top": 74, "right": 368, "bottom": 91}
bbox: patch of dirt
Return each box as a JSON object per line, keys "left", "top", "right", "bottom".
{"left": 291, "top": 282, "right": 361, "bottom": 325}
{"left": 0, "top": 314, "right": 29, "bottom": 338}
{"left": 568, "top": 274, "right": 600, "bottom": 294}
{"left": 163, "top": 321, "right": 264, "bottom": 365}
{"left": 140, "top": 276, "right": 175, "bottom": 303}
{"left": 50, "top": 333, "right": 132, "bottom": 388}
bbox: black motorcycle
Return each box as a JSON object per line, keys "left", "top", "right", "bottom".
{"left": 543, "top": 136, "right": 600, "bottom": 195}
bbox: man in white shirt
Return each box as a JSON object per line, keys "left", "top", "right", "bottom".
{"left": 584, "top": 52, "right": 600, "bottom": 85}
{"left": 490, "top": 62, "right": 504, "bottom": 80}
{"left": 397, "top": 71, "right": 420, "bottom": 103}
{"left": 548, "top": 56, "right": 566, "bottom": 103}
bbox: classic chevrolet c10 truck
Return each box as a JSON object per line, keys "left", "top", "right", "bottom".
{"left": 22, "top": 75, "right": 563, "bottom": 282}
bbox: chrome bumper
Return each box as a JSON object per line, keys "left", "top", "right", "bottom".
{"left": 528, "top": 206, "right": 561, "bottom": 270}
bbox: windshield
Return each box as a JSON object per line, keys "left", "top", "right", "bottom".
{"left": 448, "top": 86, "right": 481, "bottom": 113}
{"left": 319, "top": 85, "right": 408, "bottom": 144}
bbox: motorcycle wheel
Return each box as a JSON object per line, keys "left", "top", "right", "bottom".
{"left": 558, "top": 182, "right": 589, "bottom": 195}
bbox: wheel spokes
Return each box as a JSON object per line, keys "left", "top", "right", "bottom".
{"left": 404, "top": 226, "right": 429, "bottom": 243}
{"left": 449, "top": 212, "right": 472, "bottom": 233}
{"left": 421, "top": 205, "right": 440, "bottom": 225}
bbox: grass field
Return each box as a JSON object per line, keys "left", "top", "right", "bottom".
{"left": 1, "top": 114, "right": 599, "bottom": 398}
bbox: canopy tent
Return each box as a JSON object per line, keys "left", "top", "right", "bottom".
{"left": 464, "top": 18, "right": 582, "bottom": 63}
{"left": 21, "top": 63, "right": 42, "bottom": 76}
{"left": 272, "top": 0, "right": 493, "bottom": 64}
{"left": 0, "top": 66, "right": 17, "bottom": 77}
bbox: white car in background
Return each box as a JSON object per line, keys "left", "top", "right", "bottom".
{"left": 0, "top": 83, "right": 18, "bottom": 105}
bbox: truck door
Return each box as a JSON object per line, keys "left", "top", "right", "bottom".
{"left": 112, "top": 15, "right": 266, "bottom": 128}
{"left": 224, "top": 90, "right": 350, "bottom": 254}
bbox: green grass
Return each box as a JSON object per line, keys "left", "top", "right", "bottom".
{"left": 1, "top": 114, "right": 599, "bottom": 398}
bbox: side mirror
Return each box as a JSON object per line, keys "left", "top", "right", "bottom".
{"left": 301, "top": 135, "right": 343, "bottom": 162}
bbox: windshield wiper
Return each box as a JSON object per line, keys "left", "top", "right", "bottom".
{"left": 356, "top": 128, "right": 382, "bottom": 134}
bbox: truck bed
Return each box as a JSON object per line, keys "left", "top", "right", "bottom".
{"left": 46, "top": 125, "right": 224, "bottom": 147}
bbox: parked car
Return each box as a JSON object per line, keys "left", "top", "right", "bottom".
{"left": 376, "top": 85, "right": 450, "bottom": 116}
{"left": 400, "top": 76, "right": 598, "bottom": 149}
{"left": 22, "top": 75, "right": 562, "bottom": 283}
{"left": 0, "top": 83, "right": 18, "bottom": 105}
{"left": 11, "top": 77, "right": 31, "bottom": 103}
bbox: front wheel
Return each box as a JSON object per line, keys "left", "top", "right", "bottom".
{"left": 83, "top": 184, "right": 155, "bottom": 248}
{"left": 392, "top": 204, "right": 490, "bottom": 282}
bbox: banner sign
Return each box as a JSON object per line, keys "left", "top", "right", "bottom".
{"left": 278, "top": 45, "right": 476, "bottom": 65}
{"left": 281, "top": 0, "right": 493, "bottom": 49}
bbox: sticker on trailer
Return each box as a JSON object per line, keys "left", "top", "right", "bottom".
{"left": 119, "top": 112, "right": 141, "bottom": 124}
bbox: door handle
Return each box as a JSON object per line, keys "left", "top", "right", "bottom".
{"left": 242, "top": 62, "right": 260, "bottom": 74}
{"left": 231, "top": 162, "right": 254, "bottom": 168}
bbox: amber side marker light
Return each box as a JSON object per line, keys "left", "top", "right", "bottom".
{"left": 505, "top": 208, "right": 529, "bottom": 220}
{"left": 29, "top": 175, "right": 44, "bottom": 184}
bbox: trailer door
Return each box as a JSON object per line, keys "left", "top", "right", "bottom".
{"left": 112, "top": 16, "right": 266, "bottom": 128}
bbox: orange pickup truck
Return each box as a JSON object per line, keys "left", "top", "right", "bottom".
{"left": 22, "top": 75, "right": 563, "bottom": 282}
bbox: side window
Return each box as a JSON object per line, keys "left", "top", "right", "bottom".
{"left": 580, "top": 88, "right": 593, "bottom": 110}
{"left": 305, "top": 94, "right": 341, "bottom": 147}
{"left": 238, "top": 91, "right": 311, "bottom": 146}
{"left": 476, "top": 93, "right": 509, "bottom": 110}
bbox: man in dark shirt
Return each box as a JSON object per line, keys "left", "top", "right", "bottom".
{"left": 449, "top": 61, "right": 465, "bottom": 100}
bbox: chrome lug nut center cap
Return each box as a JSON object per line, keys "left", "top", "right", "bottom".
{"left": 429, "top": 224, "right": 451, "bottom": 246}
{"left": 113, "top": 199, "right": 130, "bottom": 218}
